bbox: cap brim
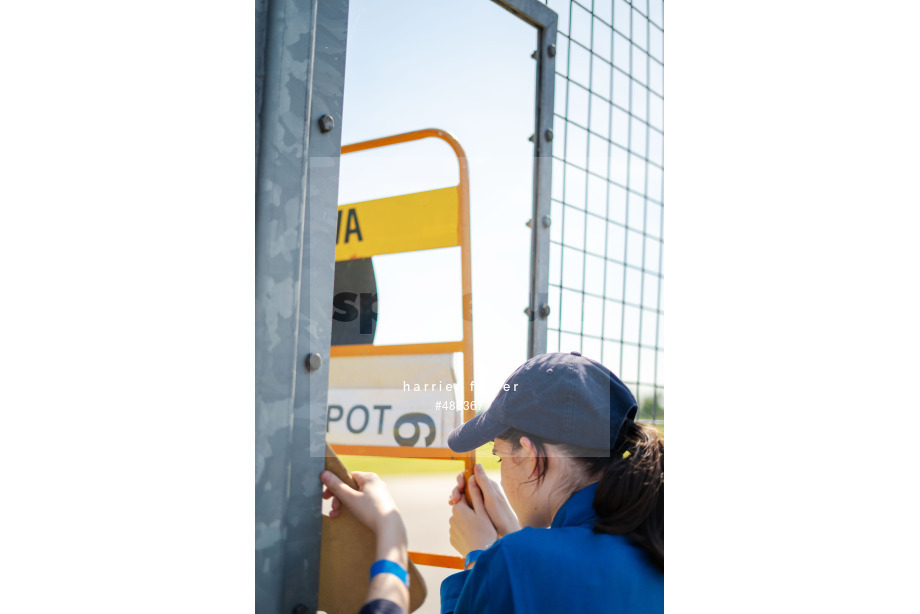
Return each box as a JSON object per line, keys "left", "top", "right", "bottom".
{"left": 446, "top": 410, "right": 506, "bottom": 453}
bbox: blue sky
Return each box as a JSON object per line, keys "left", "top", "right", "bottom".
{"left": 338, "top": 0, "right": 543, "bottom": 404}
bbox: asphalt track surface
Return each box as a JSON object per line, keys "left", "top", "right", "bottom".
{"left": 322, "top": 469, "right": 505, "bottom": 614}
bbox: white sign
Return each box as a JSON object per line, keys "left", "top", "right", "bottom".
{"left": 326, "top": 354, "right": 463, "bottom": 449}
{"left": 326, "top": 389, "right": 461, "bottom": 448}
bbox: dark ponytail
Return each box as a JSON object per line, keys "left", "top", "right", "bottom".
{"left": 580, "top": 421, "right": 663, "bottom": 571}
{"left": 497, "top": 422, "right": 664, "bottom": 572}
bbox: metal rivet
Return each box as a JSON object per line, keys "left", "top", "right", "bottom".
{"left": 305, "top": 353, "right": 323, "bottom": 372}
{"left": 542, "top": 215, "right": 552, "bottom": 228}
{"left": 547, "top": 44, "right": 556, "bottom": 57}
{"left": 540, "top": 304, "right": 551, "bottom": 318}
{"left": 292, "top": 605, "right": 309, "bottom": 614}
{"left": 319, "top": 115, "right": 334, "bottom": 133}
{"left": 544, "top": 129, "right": 553, "bottom": 142}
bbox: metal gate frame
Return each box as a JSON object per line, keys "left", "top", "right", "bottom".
{"left": 490, "top": 0, "right": 558, "bottom": 359}
{"left": 255, "top": 0, "right": 349, "bottom": 612}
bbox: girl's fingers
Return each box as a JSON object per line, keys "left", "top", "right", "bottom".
{"left": 475, "top": 465, "right": 505, "bottom": 508}
{"left": 449, "top": 472, "right": 466, "bottom": 505}
{"left": 467, "top": 475, "right": 485, "bottom": 512}
{"left": 320, "top": 470, "right": 356, "bottom": 503}
{"left": 351, "top": 471, "right": 374, "bottom": 489}
{"left": 452, "top": 493, "right": 471, "bottom": 511}
{"left": 474, "top": 464, "right": 495, "bottom": 492}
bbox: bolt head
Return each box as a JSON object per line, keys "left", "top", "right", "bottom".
{"left": 305, "top": 353, "right": 323, "bottom": 372}
{"left": 319, "top": 115, "right": 334, "bottom": 133}
{"left": 539, "top": 304, "right": 551, "bottom": 318}
{"left": 548, "top": 44, "right": 556, "bottom": 57}
{"left": 544, "top": 129, "right": 553, "bottom": 142}
{"left": 541, "top": 215, "right": 552, "bottom": 228}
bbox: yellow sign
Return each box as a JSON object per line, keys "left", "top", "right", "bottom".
{"left": 334, "top": 186, "right": 460, "bottom": 261}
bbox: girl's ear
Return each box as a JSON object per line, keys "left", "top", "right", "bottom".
{"left": 518, "top": 435, "right": 535, "bottom": 456}
{"left": 518, "top": 436, "right": 539, "bottom": 472}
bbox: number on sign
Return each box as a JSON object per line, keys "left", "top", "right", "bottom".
{"left": 393, "top": 413, "right": 436, "bottom": 447}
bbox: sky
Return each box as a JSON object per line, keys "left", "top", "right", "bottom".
{"left": 337, "top": 0, "right": 542, "bottom": 406}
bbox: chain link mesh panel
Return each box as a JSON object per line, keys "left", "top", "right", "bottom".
{"left": 543, "top": 0, "right": 663, "bottom": 423}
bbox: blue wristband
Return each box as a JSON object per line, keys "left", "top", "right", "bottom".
{"left": 464, "top": 549, "right": 485, "bottom": 568}
{"left": 370, "top": 559, "right": 409, "bottom": 587}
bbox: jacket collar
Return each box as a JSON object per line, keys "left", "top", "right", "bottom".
{"left": 550, "top": 482, "right": 599, "bottom": 528}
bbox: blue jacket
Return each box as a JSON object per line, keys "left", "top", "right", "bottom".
{"left": 440, "top": 483, "right": 663, "bottom": 613}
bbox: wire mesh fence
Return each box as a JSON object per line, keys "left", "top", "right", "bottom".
{"left": 542, "top": 0, "right": 663, "bottom": 423}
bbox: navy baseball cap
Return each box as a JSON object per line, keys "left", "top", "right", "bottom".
{"left": 447, "top": 352, "right": 637, "bottom": 455}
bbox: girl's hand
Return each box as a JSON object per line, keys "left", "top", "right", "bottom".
{"left": 449, "top": 464, "right": 521, "bottom": 538}
{"left": 322, "top": 470, "right": 409, "bottom": 612}
{"left": 320, "top": 470, "right": 401, "bottom": 533}
{"left": 449, "top": 472, "right": 498, "bottom": 558}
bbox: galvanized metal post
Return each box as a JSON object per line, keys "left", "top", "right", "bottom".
{"left": 255, "top": 0, "right": 268, "bottom": 169}
{"left": 491, "top": 0, "right": 557, "bottom": 358}
{"left": 529, "top": 14, "right": 556, "bottom": 358}
{"left": 255, "top": 0, "right": 348, "bottom": 612}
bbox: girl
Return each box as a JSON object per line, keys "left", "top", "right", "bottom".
{"left": 321, "top": 352, "right": 663, "bottom": 613}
